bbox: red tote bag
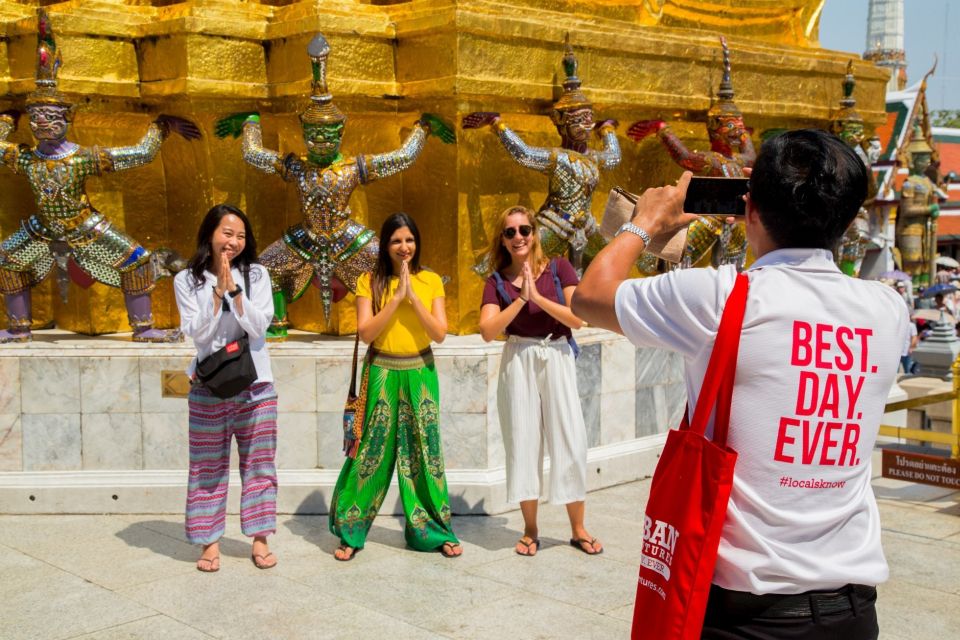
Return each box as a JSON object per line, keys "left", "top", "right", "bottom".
{"left": 631, "top": 273, "right": 748, "bottom": 640}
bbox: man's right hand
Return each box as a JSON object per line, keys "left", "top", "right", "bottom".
{"left": 631, "top": 171, "right": 700, "bottom": 238}
{"left": 462, "top": 112, "right": 501, "bottom": 130}
{"left": 627, "top": 120, "right": 666, "bottom": 142}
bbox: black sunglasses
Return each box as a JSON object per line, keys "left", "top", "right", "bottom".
{"left": 502, "top": 225, "right": 533, "bottom": 239}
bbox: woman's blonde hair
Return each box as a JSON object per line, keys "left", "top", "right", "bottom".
{"left": 484, "top": 205, "right": 547, "bottom": 274}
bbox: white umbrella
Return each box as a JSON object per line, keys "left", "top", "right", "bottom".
{"left": 935, "top": 255, "right": 960, "bottom": 268}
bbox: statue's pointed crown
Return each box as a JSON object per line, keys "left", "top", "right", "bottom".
{"left": 906, "top": 120, "right": 933, "bottom": 156}
{"left": 300, "top": 33, "right": 346, "bottom": 126}
{"left": 707, "top": 37, "right": 741, "bottom": 123}
{"left": 832, "top": 60, "right": 863, "bottom": 129}
{"left": 26, "top": 9, "right": 69, "bottom": 108}
{"left": 552, "top": 34, "right": 591, "bottom": 115}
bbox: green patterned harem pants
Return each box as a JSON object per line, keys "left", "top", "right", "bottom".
{"left": 329, "top": 349, "right": 459, "bottom": 551}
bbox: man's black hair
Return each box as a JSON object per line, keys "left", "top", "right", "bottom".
{"left": 750, "top": 129, "right": 867, "bottom": 250}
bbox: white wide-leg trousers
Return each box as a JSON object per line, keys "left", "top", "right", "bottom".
{"left": 497, "top": 335, "right": 588, "bottom": 504}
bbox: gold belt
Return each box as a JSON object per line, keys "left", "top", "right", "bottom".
{"left": 44, "top": 207, "right": 94, "bottom": 232}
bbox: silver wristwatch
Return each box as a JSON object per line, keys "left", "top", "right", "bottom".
{"left": 615, "top": 221, "right": 651, "bottom": 245}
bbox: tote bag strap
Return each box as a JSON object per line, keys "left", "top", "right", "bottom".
{"left": 686, "top": 272, "right": 749, "bottom": 445}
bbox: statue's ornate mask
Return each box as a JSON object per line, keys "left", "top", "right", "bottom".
{"left": 303, "top": 121, "right": 344, "bottom": 164}
{"left": 708, "top": 114, "right": 746, "bottom": 153}
{"left": 556, "top": 107, "right": 594, "bottom": 145}
{"left": 27, "top": 104, "right": 70, "bottom": 142}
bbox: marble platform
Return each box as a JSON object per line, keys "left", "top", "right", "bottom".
{"left": 0, "top": 329, "right": 685, "bottom": 515}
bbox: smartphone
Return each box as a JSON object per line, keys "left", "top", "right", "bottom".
{"left": 682, "top": 176, "right": 749, "bottom": 217}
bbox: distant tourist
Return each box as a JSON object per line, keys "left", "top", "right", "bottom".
{"left": 329, "top": 213, "right": 461, "bottom": 560}
{"left": 575, "top": 129, "right": 908, "bottom": 638}
{"left": 478, "top": 205, "right": 602, "bottom": 557}
{"left": 173, "top": 204, "right": 278, "bottom": 572}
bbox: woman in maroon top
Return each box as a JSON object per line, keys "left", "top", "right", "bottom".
{"left": 479, "top": 206, "right": 602, "bottom": 557}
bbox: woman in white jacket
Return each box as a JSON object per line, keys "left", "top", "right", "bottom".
{"left": 173, "top": 204, "right": 277, "bottom": 573}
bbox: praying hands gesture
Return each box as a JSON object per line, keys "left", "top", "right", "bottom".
{"left": 393, "top": 260, "right": 415, "bottom": 303}
{"left": 359, "top": 258, "right": 446, "bottom": 344}
{"left": 520, "top": 262, "right": 536, "bottom": 304}
{"left": 214, "top": 250, "right": 243, "bottom": 316}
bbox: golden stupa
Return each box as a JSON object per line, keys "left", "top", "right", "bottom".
{"left": 0, "top": 0, "right": 889, "bottom": 335}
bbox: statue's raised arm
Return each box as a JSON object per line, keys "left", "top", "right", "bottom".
{"left": 594, "top": 119, "right": 621, "bottom": 170}
{"left": 359, "top": 113, "right": 453, "bottom": 183}
{"left": 98, "top": 115, "right": 200, "bottom": 174}
{"left": 464, "top": 112, "right": 554, "bottom": 174}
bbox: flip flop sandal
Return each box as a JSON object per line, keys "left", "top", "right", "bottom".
{"left": 515, "top": 537, "right": 541, "bottom": 557}
{"left": 196, "top": 556, "right": 220, "bottom": 573}
{"left": 334, "top": 544, "right": 359, "bottom": 562}
{"left": 569, "top": 537, "right": 604, "bottom": 555}
{"left": 251, "top": 552, "right": 277, "bottom": 569}
{"left": 439, "top": 542, "right": 463, "bottom": 558}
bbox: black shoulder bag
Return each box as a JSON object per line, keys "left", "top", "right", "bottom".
{"left": 194, "top": 269, "right": 258, "bottom": 399}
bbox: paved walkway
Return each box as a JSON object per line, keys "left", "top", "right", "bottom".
{"left": 1, "top": 452, "right": 959, "bottom": 639}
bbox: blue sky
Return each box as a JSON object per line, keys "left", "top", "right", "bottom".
{"left": 819, "top": 0, "right": 960, "bottom": 110}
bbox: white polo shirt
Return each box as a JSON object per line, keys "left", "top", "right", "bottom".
{"left": 616, "top": 248, "right": 909, "bottom": 594}
{"left": 174, "top": 264, "right": 275, "bottom": 384}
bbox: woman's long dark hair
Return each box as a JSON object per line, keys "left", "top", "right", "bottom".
{"left": 186, "top": 204, "right": 259, "bottom": 288}
{"left": 372, "top": 212, "right": 421, "bottom": 313}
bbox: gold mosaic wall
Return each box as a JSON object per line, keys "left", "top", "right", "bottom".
{"left": 0, "top": 0, "right": 889, "bottom": 334}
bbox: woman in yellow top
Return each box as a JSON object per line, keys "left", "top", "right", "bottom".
{"left": 329, "top": 213, "right": 462, "bottom": 560}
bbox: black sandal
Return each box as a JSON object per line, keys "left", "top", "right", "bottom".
{"left": 439, "top": 541, "right": 463, "bottom": 558}
{"left": 515, "top": 537, "right": 541, "bottom": 557}
{"left": 334, "top": 544, "right": 359, "bottom": 562}
{"left": 569, "top": 537, "right": 603, "bottom": 555}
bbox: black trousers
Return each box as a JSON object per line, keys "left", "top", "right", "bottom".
{"left": 701, "top": 583, "right": 879, "bottom": 640}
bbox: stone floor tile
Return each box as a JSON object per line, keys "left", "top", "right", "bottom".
{"left": 425, "top": 590, "right": 630, "bottom": 639}
{"left": 0, "top": 546, "right": 155, "bottom": 640}
{"left": 468, "top": 545, "right": 637, "bottom": 616}
{"left": 116, "top": 570, "right": 442, "bottom": 640}
{"left": 881, "top": 529, "right": 960, "bottom": 595}
{"left": 283, "top": 548, "right": 525, "bottom": 631}
{"left": 605, "top": 602, "right": 636, "bottom": 622}
{"left": 877, "top": 578, "right": 960, "bottom": 638}
{"left": 67, "top": 615, "right": 215, "bottom": 639}
{"left": 0, "top": 515, "right": 196, "bottom": 590}
{"left": 877, "top": 500, "right": 960, "bottom": 540}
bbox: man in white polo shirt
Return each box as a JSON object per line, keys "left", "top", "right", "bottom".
{"left": 573, "top": 129, "right": 908, "bottom": 639}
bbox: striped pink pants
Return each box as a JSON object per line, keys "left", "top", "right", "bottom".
{"left": 185, "top": 381, "right": 278, "bottom": 545}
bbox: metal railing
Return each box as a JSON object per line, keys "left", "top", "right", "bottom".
{"left": 879, "top": 357, "right": 960, "bottom": 458}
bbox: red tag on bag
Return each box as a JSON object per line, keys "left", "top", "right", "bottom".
{"left": 631, "top": 273, "right": 748, "bottom": 640}
{"left": 225, "top": 341, "right": 239, "bottom": 354}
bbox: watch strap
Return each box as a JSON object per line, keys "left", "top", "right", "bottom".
{"left": 616, "top": 221, "right": 651, "bottom": 245}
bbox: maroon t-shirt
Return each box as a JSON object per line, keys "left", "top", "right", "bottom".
{"left": 481, "top": 258, "right": 579, "bottom": 339}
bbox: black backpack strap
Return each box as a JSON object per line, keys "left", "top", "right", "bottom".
{"left": 550, "top": 258, "right": 565, "bottom": 304}
{"left": 549, "top": 258, "right": 581, "bottom": 359}
{"left": 490, "top": 271, "right": 513, "bottom": 308}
